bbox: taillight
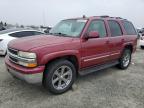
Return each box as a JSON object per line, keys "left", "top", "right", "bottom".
{"left": 0, "top": 39, "right": 3, "bottom": 42}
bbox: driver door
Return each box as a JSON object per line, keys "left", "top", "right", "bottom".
{"left": 81, "top": 20, "right": 110, "bottom": 68}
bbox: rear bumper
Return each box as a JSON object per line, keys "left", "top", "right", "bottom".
{"left": 5, "top": 56, "right": 45, "bottom": 84}
{"left": 139, "top": 40, "right": 144, "bottom": 46}
{"left": 0, "top": 42, "right": 7, "bottom": 55}
{"left": 0, "top": 47, "right": 6, "bottom": 55}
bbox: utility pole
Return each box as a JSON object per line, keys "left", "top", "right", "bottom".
{"left": 42, "top": 9, "right": 46, "bottom": 26}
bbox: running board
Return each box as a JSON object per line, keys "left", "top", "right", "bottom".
{"left": 79, "top": 61, "right": 119, "bottom": 75}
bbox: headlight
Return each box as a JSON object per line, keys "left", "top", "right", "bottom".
{"left": 18, "top": 51, "right": 36, "bottom": 59}
{"left": 18, "top": 51, "right": 37, "bottom": 68}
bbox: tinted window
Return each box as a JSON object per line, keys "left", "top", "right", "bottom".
{"left": 108, "top": 20, "right": 122, "bottom": 36}
{"left": 33, "top": 31, "right": 44, "bottom": 35}
{"left": 10, "top": 31, "right": 40, "bottom": 37}
{"left": 88, "top": 20, "right": 106, "bottom": 38}
{"left": 0, "top": 29, "right": 27, "bottom": 35}
{"left": 123, "top": 21, "right": 137, "bottom": 35}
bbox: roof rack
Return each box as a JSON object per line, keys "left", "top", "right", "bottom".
{"left": 115, "top": 17, "right": 123, "bottom": 19}
{"left": 92, "top": 16, "right": 127, "bottom": 20}
{"left": 109, "top": 16, "right": 127, "bottom": 20}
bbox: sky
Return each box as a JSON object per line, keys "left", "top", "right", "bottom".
{"left": 0, "top": 0, "right": 144, "bottom": 28}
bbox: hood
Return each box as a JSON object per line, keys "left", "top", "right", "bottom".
{"left": 8, "top": 35, "right": 74, "bottom": 51}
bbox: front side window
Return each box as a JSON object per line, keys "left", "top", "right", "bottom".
{"left": 49, "top": 19, "right": 87, "bottom": 37}
{"left": 123, "top": 21, "right": 137, "bottom": 35}
{"left": 108, "top": 20, "right": 122, "bottom": 37}
{"left": 9, "top": 32, "right": 25, "bottom": 37}
{"left": 87, "top": 20, "right": 107, "bottom": 38}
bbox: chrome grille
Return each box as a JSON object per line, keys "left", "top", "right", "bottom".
{"left": 8, "top": 48, "right": 19, "bottom": 64}
{"left": 8, "top": 48, "right": 18, "bottom": 55}
{"left": 9, "top": 56, "right": 18, "bottom": 63}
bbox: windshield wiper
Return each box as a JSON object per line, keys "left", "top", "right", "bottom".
{"left": 49, "top": 32, "right": 68, "bottom": 36}
{"left": 53, "top": 32, "right": 68, "bottom": 36}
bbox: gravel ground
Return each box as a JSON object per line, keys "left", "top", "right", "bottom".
{"left": 0, "top": 48, "right": 144, "bottom": 108}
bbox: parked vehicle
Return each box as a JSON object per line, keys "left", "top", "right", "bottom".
{"left": 137, "top": 29, "right": 142, "bottom": 39}
{"left": 0, "top": 28, "right": 44, "bottom": 55}
{"left": 5, "top": 16, "right": 137, "bottom": 94}
{"left": 139, "top": 35, "right": 144, "bottom": 49}
{"left": 141, "top": 29, "right": 144, "bottom": 36}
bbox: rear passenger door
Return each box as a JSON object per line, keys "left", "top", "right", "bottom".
{"left": 107, "top": 20, "right": 124, "bottom": 61}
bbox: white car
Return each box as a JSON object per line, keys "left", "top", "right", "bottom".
{"left": 139, "top": 35, "right": 144, "bottom": 49}
{"left": 0, "top": 29, "right": 44, "bottom": 55}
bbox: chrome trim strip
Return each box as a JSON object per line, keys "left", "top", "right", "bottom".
{"left": 83, "top": 52, "right": 120, "bottom": 62}
{"left": 8, "top": 47, "right": 18, "bottom": 52}
{"left": 111, "top": 52, "right": 120, "bottom": 56}
{"left": 8, "top": 56, "right": 19, "bottom": 64}
{"left": 84, "top": 55, "right": 109, "bottom": 62}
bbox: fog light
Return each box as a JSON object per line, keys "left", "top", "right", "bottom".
{"left": 27, "top": 63, "right": 37, "bottom": 68}
{"left": 18, "top": 61, "right": 37, "bottom": 68}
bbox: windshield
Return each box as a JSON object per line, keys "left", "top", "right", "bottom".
{"left": 49, "top": 19, "right": 87, "bottom": 37}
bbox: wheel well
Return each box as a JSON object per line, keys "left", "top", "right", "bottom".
{"left": 45, "top": 55, "right": 79, "bottom": 73}
{"left": 124, "top": 44, "right": 133, "bottom": 52}
{"left": 42, "top": 55, "right": 79, "bottom": 85}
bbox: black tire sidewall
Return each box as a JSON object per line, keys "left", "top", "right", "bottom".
{"left": 43, "top": 59, "right": 76, "bottom": 94}
{"left": 119, "top": 49, "right": 131, "bottom": 69}
{"left": 140, "top": 46, "right": 144, "bottom": 49}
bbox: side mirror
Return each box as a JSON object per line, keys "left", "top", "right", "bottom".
{"left": 85, "top": 31, "right": 100, "bottom": 39}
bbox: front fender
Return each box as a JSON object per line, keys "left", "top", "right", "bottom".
{"left": 39, "top": 50, "right": 81, "bottom": 67}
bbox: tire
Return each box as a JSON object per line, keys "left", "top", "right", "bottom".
{"left": 140, "top": 46, "right": 144, "bottom": 49}
{"left": 43, "top": 59, "right": 76, "bottom": 94}
{"left": 118, "top": 49, "right": 132, "bottom": 69}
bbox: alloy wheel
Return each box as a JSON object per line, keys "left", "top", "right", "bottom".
{"left": 52, "top": 65, "right": 72, "bottom": 90}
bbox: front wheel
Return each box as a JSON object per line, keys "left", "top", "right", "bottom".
{"left": 43, "top": 59, "right": 76, "bottom": 94}
{"left": 118, "top": 49, "right": 132, "bottom": 69}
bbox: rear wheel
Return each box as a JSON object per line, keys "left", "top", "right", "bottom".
{"left": 140, "top": 46, "right": 144, "bottom": 49}
{"left": 43, "top": 59, "right": 76, "bottom": 94}
{"left": 118, "top": 49, "right": 131, "bottom": 69}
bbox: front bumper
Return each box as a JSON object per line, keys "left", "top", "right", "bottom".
{"left": 5, "top": 56, "right": 45, "bottom": 84}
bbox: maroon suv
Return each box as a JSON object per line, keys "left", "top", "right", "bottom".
{"left": 5, "top": 16, "right": 137, "bottom": 94}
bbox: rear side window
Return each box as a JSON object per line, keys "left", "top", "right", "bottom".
{"left": 123, "top": 21, "right": 137, "bottom": 35}
{"left": 33, "top": 31, "right": 44, "bottom": 35}
{"left": 108, "top": 20, "right": 122, "bottom": 37}
{"left": 88, "top": 20, "right": 107, "bottom": 38}
{"left": 9, "top": 31, "right": 42, "bottom": 37}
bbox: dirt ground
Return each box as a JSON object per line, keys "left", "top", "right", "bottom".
{"left": 0, "top": 48, "right": 144, "bottom": 108}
